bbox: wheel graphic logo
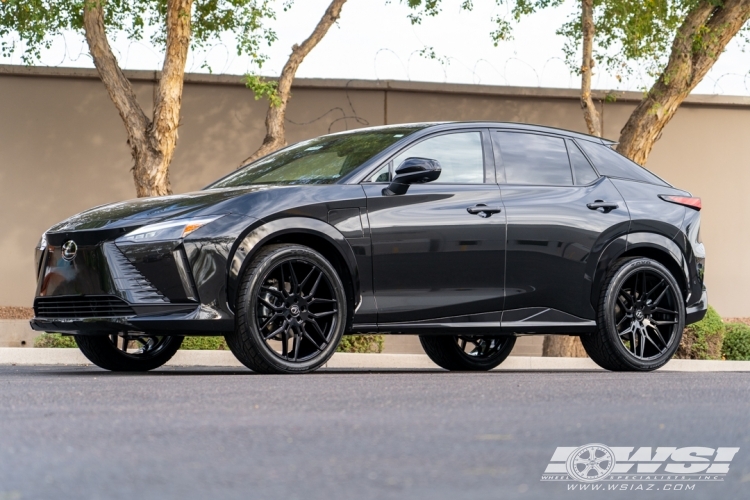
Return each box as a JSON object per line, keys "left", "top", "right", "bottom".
{"left": 566, "top": 444, "right": 615, "bottom": 482}
{"left": 61, "top": 240, "right": 78, "bottom": 261}
{"left": 289, "top": 304, "right": 300, "bottom": 316}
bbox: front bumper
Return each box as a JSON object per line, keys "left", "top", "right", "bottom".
{"left": 31, "top": 303, "right": 234, "bottom": 335}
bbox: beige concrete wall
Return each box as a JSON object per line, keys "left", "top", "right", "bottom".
{"left": 1, "top": 65, "right": 748, "bottom": 316}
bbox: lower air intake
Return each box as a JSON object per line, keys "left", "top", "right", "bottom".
{"left": 34, "top": 296, "right": 136, "bottom": 318}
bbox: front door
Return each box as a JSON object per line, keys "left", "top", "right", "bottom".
{"left": 363, "top": 130, "right": 506, "bottom": 328}
{"left": 493, "top": 131, "right": 630, "bottom": 324}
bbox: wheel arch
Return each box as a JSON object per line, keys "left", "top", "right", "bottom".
{"left": 591, "top": 232, "right": 690, "bottom": 309}
{"left": 227, "top": 217, "right": 360, "bottom": 319}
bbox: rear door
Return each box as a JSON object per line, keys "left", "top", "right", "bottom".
{"left": 363, "top": 129, "right": 506, "bottom": 328}
{"left": 494, "top": 131, "right": 630, "bottom": 325}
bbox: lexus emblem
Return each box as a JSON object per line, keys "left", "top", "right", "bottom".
{"left": 61, "top": 240, "right": 78, "bottom": 261}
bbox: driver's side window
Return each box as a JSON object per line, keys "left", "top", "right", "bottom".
{"left": 391, "top": 132, "right": 485, "bottom": 184}
{"left": 366, "top": 132, "right": 485, "bottom": 184}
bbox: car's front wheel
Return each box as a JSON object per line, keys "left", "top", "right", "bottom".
{"left": 226, "top": 244, "right": 347, "bottom": 374}
{"left": 75, "top": 333, "right": 183, "bottom": 372}
{"left": 581, "top": 258, "right": 685, "bottom": 371}
{"left": 419, "top": 334, "right": 516, "bottom": 371}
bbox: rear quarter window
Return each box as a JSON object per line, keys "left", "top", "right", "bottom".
{"left": 577, "top": 140, "right": 670, "bottom": 187}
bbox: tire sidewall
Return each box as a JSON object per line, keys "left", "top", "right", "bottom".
{"left": 239, "top": 246, "right": 347, "bottom": 373}
{"left": 603, "top": 258, "right": 685, "bottom": 370}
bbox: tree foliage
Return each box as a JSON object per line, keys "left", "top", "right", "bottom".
{"left": 0, "top": 0, "right": 277, "bottom": 69}
{"left": 403, "top": 0, "right": 748, "bottom": 81}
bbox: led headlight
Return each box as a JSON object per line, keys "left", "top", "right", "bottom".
{"left": 118, "top": 216, "right": 222, "bottom": 243}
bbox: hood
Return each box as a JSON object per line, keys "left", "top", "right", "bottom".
{"left": 47, "top": 187, "right": 261, "bottom": 233}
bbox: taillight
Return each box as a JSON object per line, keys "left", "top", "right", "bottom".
{"left": 659, "top": 195, "right": 701, "bottom": 211}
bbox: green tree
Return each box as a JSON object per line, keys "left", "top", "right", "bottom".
{"left": 0, "top": 0, "right": 275, "bottom": 197}
{"left": 241, "top": 0, "right": 349, "bottom": 166}
{"left": 404, "top": 1, "right": 750, "bottom": 164}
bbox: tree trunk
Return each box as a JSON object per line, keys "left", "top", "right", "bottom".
{"left": 617, "top": 0, "right": 750, "bottom": 165}
{"left": 240, "top": 0, "right": 348, "bottom": 166}
{"left": 579, "top": 0, "right": 601, "bottom": 137}
{"left": 542, "top": 336, "right": 588, "bottom": 357}
{"left": 83, "top": 0, "right": 193, "bottom": 197}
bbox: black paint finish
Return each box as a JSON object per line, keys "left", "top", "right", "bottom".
{"left": 30, "top": 122, "right": 707, "bottom": 337}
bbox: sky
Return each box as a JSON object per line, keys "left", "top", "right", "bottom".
{"left": 2, "top": 0, "right": 749, "bottom": 96}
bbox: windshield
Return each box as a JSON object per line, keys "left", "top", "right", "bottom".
{"left": 208, "top": 126, "right": 426, "bottom": 188}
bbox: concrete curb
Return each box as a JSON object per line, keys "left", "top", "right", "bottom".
{"left": 1, "top": 348, "right": 750, "bottom": 371}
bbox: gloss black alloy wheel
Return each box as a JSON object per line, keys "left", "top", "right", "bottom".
{"left": 227, "top": 244, "right": 347, "bottom": 374}
{"left": 75, "top": 333, "right": 183, "bottom": 372}
{"left": 581, "top": 258, "right": 685, "bottom": 371}
{"left": 419, "top": 334, "right": 516, "bottom": 371}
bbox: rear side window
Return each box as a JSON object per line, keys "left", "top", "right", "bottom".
{"left": 494, "top": 132, "right": 573, "bottom": 185}
{"left": 566, "top": 139, "right": 599, "bottom": 185}
{"left": 577, "top": 140, "right": 669, "bottom": 186}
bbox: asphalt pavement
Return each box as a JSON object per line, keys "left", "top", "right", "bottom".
{"left": 0, "top": 366, "right": 748, "bottom": 500}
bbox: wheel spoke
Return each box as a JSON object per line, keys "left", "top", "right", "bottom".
{"left": 307, "top": 271, "right": 324, "bottom": 298}
{"left": 618, "top": 325, "right": 634, "bottom": 338}
{"left": 259, "top": 314, "right": 276, "bottom": 332}
{"left": 288, "top": 262, "right": 299, "bottom": 294}
{"left": 617, "top": 296, "right": 631, "bottom": 313}
{"left": 301, "top": 326, "right": 324, "bottom": 352}
{"left": 308, "top": 318, "right": 329, "bottom": 343}
{"left": 258, "top": 297, "right": 282, "bottom": 312}
{"left": 310, "top": 310, "right": 337, "bottom": 319}
{"left": 121, "top": 334, "right": 129, "bottom": 352}
{"left": 299, "top": 267, "right": 316, "bottom": 292}
{"left": 644, "top": 278, "right": 665, "bottom": 300}
{"left": 264, "top": 322, "right": 287, "bottom": 341}
{"left": 651, "top": 307, "right": 677, "bottom": 315}
{"left": 646, "top": 323, "right": 669, "bottom": 350}
{"left": 292, "top": 326, "right": 301, "bottom": 361}
{"left": 309, "top": 298, "right": 337, "bottom": 304}
{"left": 651, "top": 286, "right": 670, "bottom": 307}
{"left": 638, "top": 330, "right": 646, "bottom": 358}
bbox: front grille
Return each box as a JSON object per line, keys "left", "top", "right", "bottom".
{"left": 35, "top": 296, "right": 136, "bottom": 318}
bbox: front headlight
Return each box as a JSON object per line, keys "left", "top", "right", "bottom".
{"left": 118, "top": 216, "right": 222, "bottom": 243}
{"left": 37, "top": 232, "right": 48, "bottom": 251}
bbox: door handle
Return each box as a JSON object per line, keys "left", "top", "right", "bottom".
{"left": 467, "top": 204, "right": 502, "bottom": 217}
{"left": 587, "top": 200, "right": 619, "bottom": 213}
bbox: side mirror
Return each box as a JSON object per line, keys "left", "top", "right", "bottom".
{"left": 383, "top": 157, "right": 441, "bottom": 196}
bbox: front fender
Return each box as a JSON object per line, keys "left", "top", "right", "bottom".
{"left": 227, "top": 217, "right": 360, "bottom": 310}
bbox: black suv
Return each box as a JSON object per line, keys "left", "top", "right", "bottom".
{"left": 32, "top": 122, "right": 706, "bottom": 373}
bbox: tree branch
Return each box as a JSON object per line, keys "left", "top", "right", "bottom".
{"left": 617, "top": 0, "right": 750, "bottom": 164}
{"left": 82, "top": 0, "right": 149, "bottom": 150}
{"left": 240, "top": 0, "right": 348, "bottom": 166}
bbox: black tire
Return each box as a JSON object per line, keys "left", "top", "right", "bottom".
{"left": 581, "top": 258, "right": 685, "bottom": 371}
{"left": 75, "top": 334, "right": 183, "bottom": 372}
{"left": 226, "top": 244, "right": 347, "bottom": 374}
{"left": 419, "top": 334, "right": 516, "bottom": 371}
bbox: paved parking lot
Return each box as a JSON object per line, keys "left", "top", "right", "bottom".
{"left": 0, "top": 366, "right": 748, "bottom": 500}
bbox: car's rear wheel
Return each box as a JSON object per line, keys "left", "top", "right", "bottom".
{"left": 226, "top": 244, "right": 347, "bottom": 374}
{"left": 581, "top": 258, "right": 685, "bottom": 371}
{"left": 75, "top": 333, "right": 183, "bottom": 372}
{"left": 419, "top": 334, "right": 516, "bottom": 371}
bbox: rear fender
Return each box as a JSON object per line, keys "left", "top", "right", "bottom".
{"left": 590, "top": 232, "right": 689, "bottom": 308}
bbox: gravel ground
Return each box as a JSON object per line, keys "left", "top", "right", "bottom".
{"left": 0, "top": 306, "right": 33, "bottom": 319}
